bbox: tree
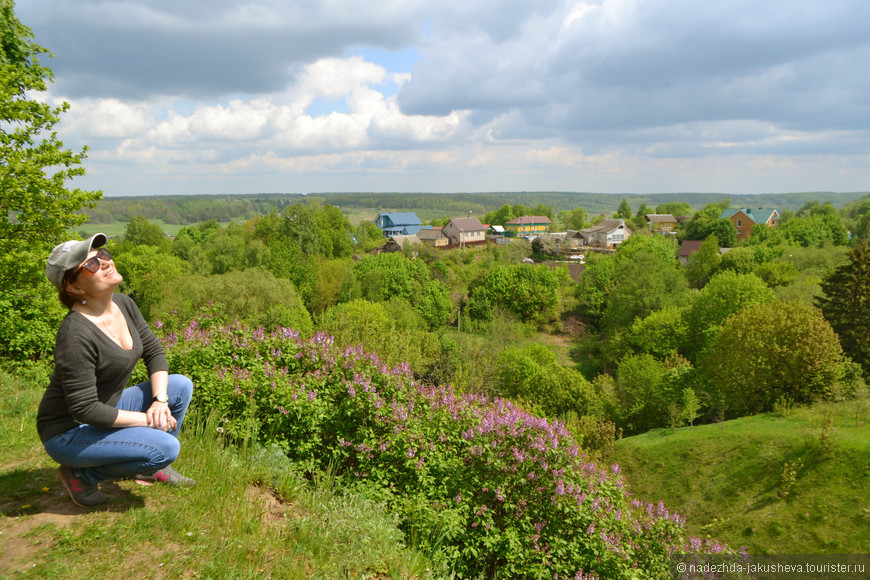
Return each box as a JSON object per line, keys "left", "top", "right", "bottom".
{"left": 680, "top": 388, "right": 700, "bottom": 427}
{"left": 601, "top": 251, "right": 690, "bottom": 332}
{"left": 682, "top": 270, "right": 775, "bottom": 362}
{"left": 701, "top": 300, "right": 853, "bottom": 418}
{"left": 495, "top": 343, "right": 594, "bottom": 419}
{"left": 0, "top": 2, "right": 102, "bottom": 363}
{"left": 558, "top": 206, "right": 588, "bottom": 230}
{"left": 684, "top": 234, "right": 721, "bottom": 289}
{"left": 116, "top": 244, "right": 189, "bottom": 319}
{"left": 629, "top": 306, "right": 690, "bottom": 360}
{"left": 817, "top": 243, "right": 870, "bottom": 376}
{"left": 655, "top": 202, "right": 693, "bottom": 217}
{"left": 153, "top": 268, "right": 313, "bottom": 336}
{"left": 468, "top": 263, "right": 563, "bottom": 328}
{"left": 615, "top": 353, "right": 672, "bottom": 434}
{"left": 616, "top": 198, "right": 632, "bottom": 219}
{"left": 780, "top": 214, "right": 849, "bottom": 247}
{"left": 680, "top": 203, "right": 736, "bottom": 247}
{"left": 122, "top": 216, "right": 170, "bottom": 249}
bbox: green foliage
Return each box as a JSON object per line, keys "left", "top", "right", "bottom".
{"left": 574, "top": 252, "right": 617, "bottom": 328}
{"left": 319, "top": 299, "right": 441, "bottom": 373}
{"left": 558, "top": 206, "right": 589, "bottom": 230}
{"left": 615, "top": 354, "right": 674, "bottom": 434}
{"left": 779, "top": 214, "right": 849, "bottom": 247}
{"left": 655, "top": 201, "right": 693, "bottom": 216}
{"left": 601, "top": 250, "right": 690, "bottom": 332}
{"left": 680, "top": 203, "right": 736, "bottom": 247}
{"left": 153, "top": 269, "right": 313, "bottom": 335}
{"left": 122, "top": 215, "right": 171, "bottom": 250}
{"left": 0, "top": 1, "right": 101, "bottom": 364}
{"left": 701, "top": 300, "right": 853, "bottom": 418}
{"left": 354, "top": 220, "right": 385, "bottom": 251}
{"left": 616, "top": 198, "right": 632, "bottom": 219}
{"left": 115, "top": 244, "right": 190, "bottom": 319}
{"left": 494, "top": 343, "right": 594, "bottom": 418}
{"left": 817, "top": 243, "right": 870, "bottom": 376}
{"left": 414, "top": 280, "right": 454, "bottom": 329}
{"left": 468, "top": 263, "right": 562, "bottom": 328}
{"left": 0, "top": 284, "right": 65, "bottom": 369}
{"left": 629, "top": 306, "right": 690, "bottom": 360}
{"left": 189, "top": 222, "right": 268, "bottom": 275}
{"left": 682, "top": 271, "right": 775, "bottom": 362}
{"left": 681, "top": 388, "right": 700, "bottom": 427}
{"left": 841, "top": 195, "right": 870, "bottom": 245}
{"left": 777, "top": 459, "right": 803, "bottom": 500}
{"left": 353, "top": 252, "right": 430, "bottom": 303}
{"left": 306, "top": 257, "right": 355, "bottom": 317}
{"left": 615, "top": 233, "right": 678, "bottom": 263}
{"left": 718, "top": 246, "right": 758, "bottom": 274}
{"left": 753, "top": 260, "right": 799, "bottom": 287}
{"left": 685, "top": 234, "right": 721, "bottom": 289}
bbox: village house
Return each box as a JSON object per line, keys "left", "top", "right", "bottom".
{"left": 381, "top": 234, "right": 421, "bottom": 254}
{"left": 418, "top": 227, "right": 449, "bottom": 247}
{"left": 373, "top": 212, "right": 432, "bottom": 238}
{"left": 678, "top": 240, "right": 703, "bottom": 265}
{"left": 580, "top": 219, "right": 633, "bottom": 249}
{"left": 719, "top": 208, "right": 779, "bottom": 242}
{"left": 503, "top": 215, "right": 552, "bottom": 236}
{"left": 645, "top": 214, "right": 678, "bottom": 234}
{"left": 563, "top": 230, "right": 586, "bottom": 249}
{"left": 442, "top": 217, "right": 487, "bottom": 247}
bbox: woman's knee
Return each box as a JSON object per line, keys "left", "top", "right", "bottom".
{"left": 168, "top": 374, "right": 193, "bottom": 403}
{"left": 155, "top": 433, "right": 181, "bottom": 464}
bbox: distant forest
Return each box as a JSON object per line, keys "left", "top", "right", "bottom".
{"left": 85, "top": 190, "right": 870, "bottom": 225}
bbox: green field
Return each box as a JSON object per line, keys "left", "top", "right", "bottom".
{"left": 79, "top": 219, "right": 187, "bottom": 238}
{"left": 612, "top": 399, "right": 870, "bottom": 554}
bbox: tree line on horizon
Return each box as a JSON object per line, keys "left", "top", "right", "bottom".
{"left": 81, "top": 190, "right": 870, "bottom": 228}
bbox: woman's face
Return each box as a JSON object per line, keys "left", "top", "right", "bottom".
{"left": 66, "top": 248, "right": 123, "bottom": 298}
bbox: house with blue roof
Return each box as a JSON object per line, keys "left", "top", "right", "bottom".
{"left": 718, "top": 208, "right": 779, "bottom": 242}
{"left": 373, "top": 212, "right": 433, "bottom": 238}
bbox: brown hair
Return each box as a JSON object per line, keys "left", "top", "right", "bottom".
{"left": 57, "top": 269, "right": 83, "bottom": 309}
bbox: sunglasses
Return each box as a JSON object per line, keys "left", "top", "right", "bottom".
{"left": 76, "top": 248, "right": 112, "bottom": 276}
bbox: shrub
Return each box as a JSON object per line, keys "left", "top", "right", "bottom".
{"left": 701, "top": 300, "right": 853, "bottom": 417}
{"left": 148, "top": 310, "right": 734, "bottom": 578}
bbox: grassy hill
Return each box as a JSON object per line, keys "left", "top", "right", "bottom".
{"left": 611, "top": 400, "right": 870, "bottom": 554}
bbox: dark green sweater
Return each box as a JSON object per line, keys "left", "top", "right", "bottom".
{"left": 36, "top": 293, "right": 168, "bottom": 443}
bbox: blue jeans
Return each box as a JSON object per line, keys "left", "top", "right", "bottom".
{"left": 43, "top": 374, "right": 193, "bottom": 484}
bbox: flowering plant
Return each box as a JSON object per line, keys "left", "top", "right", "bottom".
{"left": 150, "top": 310, "right": 736, "bottom": 578}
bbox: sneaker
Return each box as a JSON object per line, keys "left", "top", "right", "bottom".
{"left": 57, "top": 466, "right": 108, "bottom": 508}
{"left": 135, "top": 465, "right": 196, "bottom": 487}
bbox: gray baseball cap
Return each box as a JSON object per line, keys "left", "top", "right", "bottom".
{"left": 46, "top": 233, "right": 108, "bottom": 291}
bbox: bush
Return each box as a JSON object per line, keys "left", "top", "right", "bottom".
{"left": 152, "top": 268, "right": 313, "bottom": 335}
{"left": 148, "top": 310, "right": 734, "bottom": 578}
{"left": 701, "top": 300, "right": 854, "bottom": 417}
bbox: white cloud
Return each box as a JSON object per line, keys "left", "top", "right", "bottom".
{"left": 15, "top": 0, "right": 870, "bottom": 196}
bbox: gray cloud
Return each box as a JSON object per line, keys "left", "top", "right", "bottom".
{"left": 398, "top": 0, "right": 870, "bottom": 143}
{"left": 20, "top": 0, "right": 422, "bottom": 99}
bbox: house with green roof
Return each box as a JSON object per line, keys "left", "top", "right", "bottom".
{"left": 719, "top": 207, "right": 779, "bottom": 241}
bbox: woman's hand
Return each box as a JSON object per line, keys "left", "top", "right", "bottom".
{"left": 146, "top": 401, "right": 177, "bottom": 432}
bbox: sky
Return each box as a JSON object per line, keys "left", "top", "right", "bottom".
{"left": 15, "top": 0, "right": 870, "bottom": 197}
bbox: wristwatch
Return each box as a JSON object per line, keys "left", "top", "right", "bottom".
{"left": 153, "top": 393, "right": 169, "bottom": 404}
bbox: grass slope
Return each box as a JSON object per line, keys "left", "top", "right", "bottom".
{"left": 612, "top": 400, "right": 870, "bottom": 554}
{"left": 0, "top": 371, "right": 430, "bottom": 578}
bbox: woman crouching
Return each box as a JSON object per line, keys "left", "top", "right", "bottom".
{"left": 37, "top": 233, "right": 195, "bottom": 507}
